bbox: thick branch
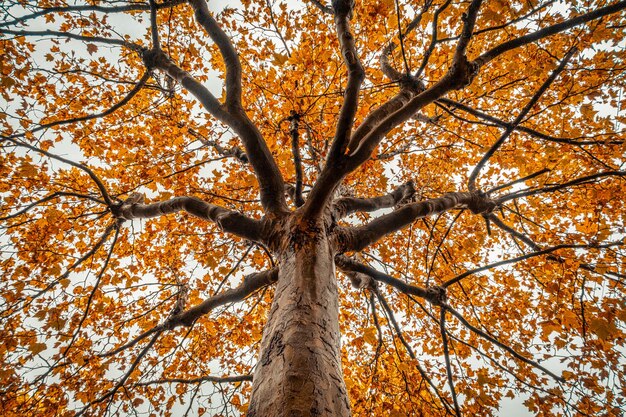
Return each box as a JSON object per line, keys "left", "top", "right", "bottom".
{"left": 303, "top": 0, "right": 364, "bottom": 217}
{"left": 169, "top": 268, "right": 278, "bottom": 328}
{"left": 288, "top": 112, "right": 305, "bottom": 207}
{"left": 188, "top": 0, "right": 241, "bottom": 108}
{"left": 336, "top": 255, "right": 429, "bottom": 299}
{"left": 474, "top": 1, "right": 626, "bottom": 68}
{"left": 144, "top": 51, "right": 286, "bottom": 214}
{"left": 102, "top": 268, "right": 278, "bottom": 358}
{"left": 338, "top": 191, "right": 496, "bottom": 252}
{"left": 332, "top": 181, "right": 415, "bottom": 219}
{"left": 135, "top": 374, "right": 252, "bottom": 386}
{"left": 113, "top": 195, "right": 266, "bottom": 243}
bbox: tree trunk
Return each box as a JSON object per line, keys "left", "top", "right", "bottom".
{"left": 247, "top": 220, "right": 351, "bottom": 417}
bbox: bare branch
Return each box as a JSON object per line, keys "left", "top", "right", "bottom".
{"left": 148, "top": 0, "right": 160, "bottom": 49}
{"left": 338, "top": 191, "right": 497, "bottom": 252}
{"left": 468, "top": 48, "right": 575, "bottom": 192}
{"left": 188, "top": 0, "right": 241, "bottom": 108}
{"left": 112, "top": 195, "right": 266, "bottom": 243}
{"left": 288, "top": 111, "right": 305, "bottom": 207}
{"left": 332, "top": 181, "right": 415, "bottom": 219}
{"left": 135, "top": 374, "right": 252, "bottom": 386}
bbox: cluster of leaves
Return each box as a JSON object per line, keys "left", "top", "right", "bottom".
{"left": 1, "top": 0, "right": 625, "bottom": 416}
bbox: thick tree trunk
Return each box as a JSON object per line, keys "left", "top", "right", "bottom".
{"left": 247, "top": 222, "right": 351, "bottom": 417}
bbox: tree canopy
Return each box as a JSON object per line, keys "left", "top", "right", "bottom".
{"left": 1, "top": 0, "right": 625, "bottom": 416}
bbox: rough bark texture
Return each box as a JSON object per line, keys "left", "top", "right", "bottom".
{"left": 248, "top": 217, "right": 351, "bottom": 417}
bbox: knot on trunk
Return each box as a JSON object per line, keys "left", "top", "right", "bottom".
{"left": 425, "top": 285, "right": 447, "bottom": 306}
{"left": 466, "top": 191, "right": 497, "bottom": 214}
{"left": 346, "top": 271, "right": 377, "bottom": 291}
{"left": 394, "top": 180, "right": 417, "bottom": 207}
{"left": 399, "top": 74, "right": 425, "bottom": 94}
{"left": 449, "top": 55, "right": 478, "bottom": 90}
{"left": 111, "top": 192, "right": 145, "bottom": 221}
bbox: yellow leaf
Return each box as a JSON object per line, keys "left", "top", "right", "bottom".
{"left": 363, "top": 327, "right": 377, "bottom": 345}
{"left": 30, "top": 342, "right": 47, "bottom": 355}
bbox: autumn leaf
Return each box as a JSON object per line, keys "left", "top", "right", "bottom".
{"left": 1, "top": 0, "right": 625, "bottom": 416}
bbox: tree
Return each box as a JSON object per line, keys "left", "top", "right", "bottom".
{"left": 1, "top": 0, "right": 625, "bottom": 415}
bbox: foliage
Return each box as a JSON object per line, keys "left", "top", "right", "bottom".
{"left": 1, "top": 0, "right": 625, "bottom": 416}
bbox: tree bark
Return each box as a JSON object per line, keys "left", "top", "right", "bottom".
{"left": 248, "top": 218, "right": 351, "bottom": 417}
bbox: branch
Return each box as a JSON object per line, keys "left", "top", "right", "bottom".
{"left": 188, "top": 0, "right": 241, "bottom": 108}
{"left": 415, "top": 0, "right": 452, "bottom": 79}
{"left": 2, "top": 222, "right": 117, "bottom": 320}
{"left": 143, "top": 49, "right": 287, "bottom": 214}
{"left": 336, "top": 255, "right": 433, "bottom": 301}
{"left": 135, "top": 374, "right": 252, "bottom": 386}
{"left": 187, "top": 127, "right": 248, "bottom": 163}
{"left": 148, "top": 0, "right": 160, "bottom": 49}
{"left": 0, "top": 1, "right": 186, "bottom": 28}
{"left": 498, "top": 171, "right": 626, "bottom": 203}
{"left": 437, "top": 98, "right": 624, "bottom": 146}
{"left": 338, "top": 191, "right": 497, "bottom": 252}
{"left": 442, "top": 242, "right": 621, "bottom": 288}
{"left": 112, "top": 195, "right": 266, "bottom": 243}
{"left": 101, "top": 268, "right": 278, "bottom": 358}
{"left": 172, "top": 268, "right": 278, "bottom": 327}
{"left": 309, "top": 0, "right": 333, "bottom": 14}
{"left": 288, "top": 111, "right": 305, "bottom": 207}
{"left": 474, "top": 1, "right": 626, "bottom": 68}
{"left": 332, "top": 181, "right": 415, "bottom": 219}
{"left": 443, "top": 304, "right": 564, "bottom": 382}
{"left": 439, "top": 309, "right": 461, "bottom": 417}
{"left": 374, "top": 291, "right": 454, "bottom": 415}
{"left": 7, "top": 72, "right": 149, "bottom": 140}
{"left": 77, "top": 331, "right": 162, "bottom": 416}
{"left": 467, "top": 48, "right": 575, "bottom": 192}
{"left": 0, "top": 192, "right": 105, "bottom": 221}
{"left": 0, "top": 28, "right": 142, "bottom": 52}
{"left": 302, "top": 0, "right": 364, "bottom": 218}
